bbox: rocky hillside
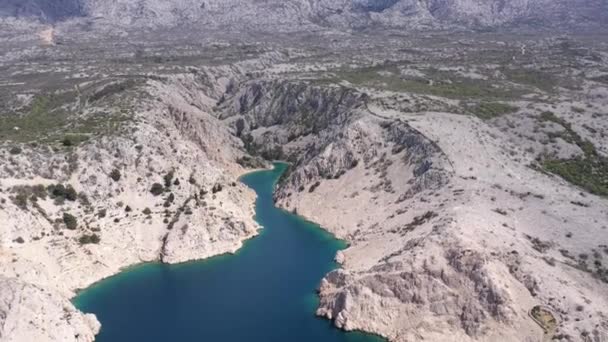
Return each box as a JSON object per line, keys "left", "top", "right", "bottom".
{"left": 1, "top": 0, "right": 606, "bottom": 31}
{"left": 0, "top": 67, "right": 265, "bottom": 341}
{"left": 1, "top": 33, "right": 608, "bottom": 341}
{"left": 217, "top": 79, "right": 608, "bottom": 341}
{"left": 0, "top": 276, "right": 99, "bottom": 342}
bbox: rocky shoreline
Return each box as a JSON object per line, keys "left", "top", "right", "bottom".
{"left": 0, "top": 69, "right": 263, "bottom": 341}
{"left": 222, "top": 79, "right": 608, "bottom": 341}
{"left": 1, "top": 51, "right": 608, "bottom": 342}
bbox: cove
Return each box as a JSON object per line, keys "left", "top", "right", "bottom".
{"left": 74, "top": 163, "right": 384, "bottom": 342}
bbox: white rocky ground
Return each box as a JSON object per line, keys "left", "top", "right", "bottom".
{"left": 0, "top": 69, "right": 263, "bottom": 341}
{"left": 275, "top": 109, "right": 608, "bottom": 341}
{"left": 0, "top": 276, "right": 99, "bottom": 342}
{"left": 1, "top": 53, "right": 608, "bottom": 342}
{"left": 203, "top": 72, "right": 608, "bottom": 341}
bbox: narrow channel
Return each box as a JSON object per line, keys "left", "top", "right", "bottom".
{"left": 74, "top": 163, "right": 384, "bottom": 342}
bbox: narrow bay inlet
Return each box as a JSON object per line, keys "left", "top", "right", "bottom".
{"left": 73, "top": 163, "right": 384, "bottom": 342}
{"left": 2, "top": 4, "right": 608, "bottom": 340}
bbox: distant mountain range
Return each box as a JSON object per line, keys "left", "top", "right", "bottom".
{"left": 1, "top": 0, "right": 606, "bottom": 31}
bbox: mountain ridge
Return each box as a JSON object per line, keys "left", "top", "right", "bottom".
{"left": 1, "top": 0, "right": 606, "bottom": 31}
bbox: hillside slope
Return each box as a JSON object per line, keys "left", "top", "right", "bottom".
{"left": 0, "top": 0, "right": 606, "bottom": 31}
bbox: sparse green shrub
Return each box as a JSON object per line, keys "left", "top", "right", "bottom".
{"left": 12, "top": 192, "right": 29, "bottom": 209}
{"left": 309, "top": 181, "right": 321, "bottom": 193}
{"left": 97, "top": 208, "right": 107, "bottom": 218}
{"left": 79, "top": 233, "right": 100, "bottom": 245}
{"left": 538, "top": 111, "right": 608, "bottom": 197}
{"left": 0, "top": 93, "right": 124, "bottom": 144}
{"left": 163, "top": 193, "right": 175, "bottom": 207}
{"left": 150, "top": 183, "right": 164, "bottom": 196}
{"left": 543, "top": 158, "right": 608, "bottom": 197}
{"left": 48, "top": 184, "right": 78, "bottom": 202}
{"left": 125, "top": 205, "right": 132, "bottom": 212}
{"left": 61, "top": 137, "right": 73, "bottom": 147}
{"left": 65, "top": 185, "right": 77, "bottom": 201}
{"left": 31, "top": 185, "right": 47, "bottom": 200}
{"left": 63, "top": 213, "right": 77, "bottom": 230}
{"left": 403, "top": 211, "right": 438, "bottom": 231}
{"left": 110, "top": 169, "right": 121, "bottom": 182}
{"left": 163, "top": 170, "right": 175, "bottom": 188}
{"left": 143, "top": 207, "right": 152, "bottom": 215}
{"left": 9, "top": 146, "right": 22, "bottom": 155}
{"left": 493, "top": 208, "right": 508, "bottom": 216}
{"left": 503, "top": 69, "right": 556, "bottom": 92}
{"left": 212, "top": 183, "right": 223, "bottom": 193}
{"left": 471, "top": 102, "right": 518, "bottom": 120}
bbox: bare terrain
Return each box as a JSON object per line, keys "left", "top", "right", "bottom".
{"left": 1, "top": 2, "right": 608, "bottom": 341}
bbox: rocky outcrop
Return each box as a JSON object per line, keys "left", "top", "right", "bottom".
{"left": 218, "top": 77, "right": 608, "bottom": 341}
{"left": 277, "top": 109, "right": 608, "bottom": 341}
{"left": 2, "top": 58, "right": 608, "bottom": 342}
{"left": 316, "top": 245, "right": 521, "bottom": 341}
{"left": 220, "top": 80, "right": 366, "bottom": 138}
{"left": 0, "top": 276, "right": 100, "bottom": 342}
{"left": 219, "top": 80, "right": 449, "bottom": 208}
{"left": 0, "top": 68, "right": 262, "bottom": 340}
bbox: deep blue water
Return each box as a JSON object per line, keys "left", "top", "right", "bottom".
{"left": 74, "top": 163, "right": 384, "bottom": 342}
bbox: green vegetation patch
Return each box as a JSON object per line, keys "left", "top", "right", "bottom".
{"left": 470, "top": 102, "right": 519, "bottom": 120}
{"left": 0, "top": 94, "right": 72, "bottom": 143}
{"left": 503, "top": 68, "right": 557, "bottom": 92}
{"left": 327, "top": 64, "right": 523, "bottom": 100}
{"left": 79, "top": 233, "right": 100, "bottom": 245}
{"left": 538, "top": 111, "right": 608, "bottom": 197}
{"left": 0, "top": 88, "right": 132, "bottom": 145}
{"left": 150, "top": 183, "right": 164, "bottom": 196}
{"left": 63, "top": 212, "right": 78, "bottom": 230}
{"left": 87, "top": 79, "right": 140, "bottom": 103}
{"left": 543, "top": 158, "right": 608, "bottom": 197}
{"left": 10, "top": 184, "right": 48, "bottom": 208}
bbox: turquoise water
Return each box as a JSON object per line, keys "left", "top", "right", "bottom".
{"left": 74, "top": 163, "right": 384, "bottom": 342}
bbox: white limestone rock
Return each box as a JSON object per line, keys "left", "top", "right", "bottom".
{"left": 0, "top": 276, "right": 100, "bottom": 342}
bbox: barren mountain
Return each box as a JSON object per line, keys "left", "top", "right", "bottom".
{"left": 1, "top": 0, "right": 606, "bottom": 31}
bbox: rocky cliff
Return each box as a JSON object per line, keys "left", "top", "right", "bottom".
{"left": 0, "top": 276, "right": 99, "bottom": 342}
{"left": 0, "top": 67, "right": 264, "bottom": 341}
{"left": 218, "top": 79, "right": 608, "bottom": 341}
{"left": 2, "top": 43, "right": 608, "bottom": 341}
